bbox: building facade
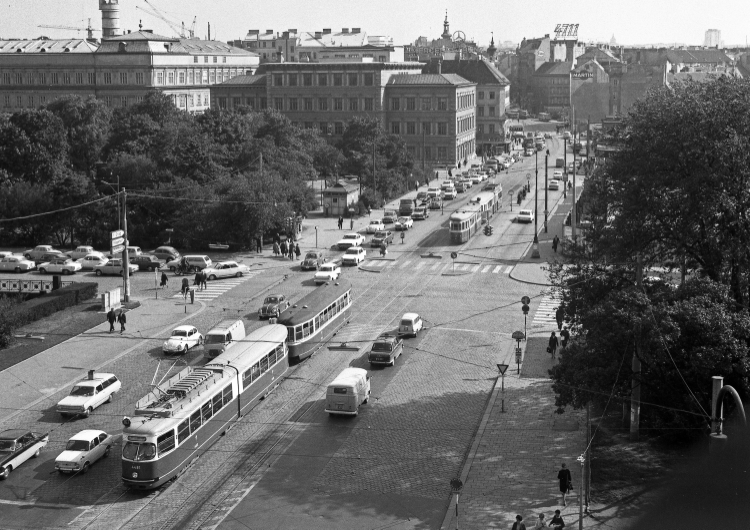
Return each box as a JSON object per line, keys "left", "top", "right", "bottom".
{"left": 529, "top": 61, "right": 573, "bottom": 113}
{"left": 570, "top": 60, "right": 610, "bottom": 124}
{"left": 515, "top": 35, "right": 551, "bottom": 108}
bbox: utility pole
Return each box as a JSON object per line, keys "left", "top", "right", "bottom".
{"left": 544, "top": 151, "right": 548, "bottom": 233}
{"left": 630, "top": 255, "right": 642, "bottom": 440}
{"left": 571, "top": 107, "right": 577, "bottom": 243}
{"left": 372, "top": 135, "right": 376, "bottom": 192}
{"left": 531, "top": 149, "right": 540, "bottom": 258}
{"left": 122, "top": 188, "right": 131, "bottom": 302}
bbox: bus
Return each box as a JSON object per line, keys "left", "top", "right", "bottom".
{"left": 277, "top": 280, "right": 352, "bottom": 363}
{"left": 538, "top": 112, "right": 551, "bottom": 122}
{"left": 507, "top": 123, "right": 524, "bottom": 141}
{"left": 121, "top": 325, "right": 289, "bottom": 490}
{"left": 449, "top": 189, "right": 502, "bottom": 243}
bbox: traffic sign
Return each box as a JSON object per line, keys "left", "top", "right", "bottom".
{"left": 521, "top": 296, "right": 531, "bottom": 305}
{"left": 450, "top": 477, "right": 463, "bottom": 491}
{"left": 111, "top": 244, "right": 125, "bottom": 254}
{"left": 111, "top": 237, "right": 125, "bottom": 247}
{"left": 110, "top": 229, "right": 124, "bottom": 239}
{"left": 497, "top": 363, "right": 509, "bottom": 375}
{"left": 450, "top": 252, "right": 458, "bottom": 259}
{"left": 522, "top": 304, "right": 529, "bottom": 314}
{"left": 515, "top": 351, "right": 522, "bottom": 363}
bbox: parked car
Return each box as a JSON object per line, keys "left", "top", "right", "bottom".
{"left": 548, "top": 179, "right": 560, "bottom": 191}
{"left": 166, "top": 255, "right": 212, "bottom": 272}
{"left": 162, "top": 325, "right": 203, "bottom": 355}
{"left": 258, "top": 294, "right": 290, "bottom": 319}
{"left": 455, "top": 181, "right": 467, "bottom": 193}
{"left": 342, "top": 246, "right": 367, "bottom": 266}
{"left": 553, "top": 170, "right": 563, "bottom": 179}
{"left": 202, "top": 261, "right": 250, "bottom": 280}
{"left": 525, "top": 148, "right": 535, "bottom": 156}
{"left": 0, "top": 255, "right": 35, "bottom": 273}
{"left": 411, "top": 206, "right": 429, "bottom": 220}
{"left": 0, "top": 251, "right": 15, "bottom": 259}
{"left": 382, "top": 210, "right": 398, "bottom": 224}
{"left": 471, "top": 175, "right": 482, "bottom": 184}
{"left": 56, "top": 372, "right": 121, "bottom": 418}
{"left": 416, "top": 191, "right": 429, "bottom": 202}
{"left": 94, "top": 258, "right": 138, "bottom": 276}
{"left": 54, "top": 430, "right": 113, "bottom": 475}
{"left": 517, "top": 209, "right": 534, "bottom": 223}
{"left": 0, "top": 430, "right": 48, "bottom": 480}
{"left": 461, "top": 178, "right": 473, "bottom": 189}
{"left": 33, "top": 250, "right": 65, "bottom": 265}
{"left": 365, "top": 219, "right": 385, "bottom": 234}
{"left": 398, "top": 313, "right": 424, "bottom": 338}
{"left": 429, "top": 197, "right": 442, "bottom": 210}
{"left": 314, "top": 262, "right": 341, "bottom": 284}
{"left": 126, "top": 246, "right": 143, "bottom": 256}
{"left": 371, "top": 230, "right": 394, "bottom": 247}
{"left": 300, "top": 251, "right": 327, "bottom": 271}
{"left": 151, "top": 246, "right": 180, "bottom": 261}
{"left": 129, "top": 254, "right": 162, "bottom": 271}
{"left": 38, "top": 257, "right": 82, "bottom": 275}
{"left": 443, "top": 188, "right": 457, "bottom": 200}
{"left": 395, "top": 216, "right": 414, "bottom": 230}
{"left": 367, "top": 334, "right": 404, "bottom": 366}
{"left": 336, "top": 233, "right": 365, "bottom": 250}
{"left": 23, "top": 245, "right": 56, "bottom": 261}
{"left": 78, "top": 254, "right": 108, "bottom": 271}
{"left": 67, "top": 246, "right": 103, "bottom": 261}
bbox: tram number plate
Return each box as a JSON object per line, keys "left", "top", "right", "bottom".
{"left": 336, "top": 403, "right": 343, "bottom": 410}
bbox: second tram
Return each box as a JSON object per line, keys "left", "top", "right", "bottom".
{"left": 449, "top": 188, "right": 502, "bottom": 243}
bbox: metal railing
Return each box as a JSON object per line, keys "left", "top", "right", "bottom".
{"left": 0, "top": 278, "right": 76, "bottom": 294}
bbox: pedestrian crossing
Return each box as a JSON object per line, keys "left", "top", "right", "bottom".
{"left": 364, "top": 259, "right": 514, "bottom": 275}
{"left": 171, "top": 271, "right": 260, "bottom": 301}
{"left": 532, "top": 291, "right": 562, "bottom": 326}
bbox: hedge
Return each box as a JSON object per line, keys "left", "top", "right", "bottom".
{"left": 0, "top": 282, "right": 98, "bottom": 348}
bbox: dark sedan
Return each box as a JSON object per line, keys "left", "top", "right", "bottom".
{"left": 370, "top": 230, "right": 394, "bottom": 247}
{"left": 130, "top": 255, "right": 162, "bottom": 271}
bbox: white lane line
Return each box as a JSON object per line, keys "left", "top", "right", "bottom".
{"left": 481, "top": 265, "right": 492, "bottom": 273}
{"left": 430, "top": 262, "right": 442, "bottom": 271}
{"left": 399, "top": 260, "right": 413, "bottom": 269}
{"left": 492, "top": 265, "right": 502, "bottom": 274}
{"left": 504, "top": 265, "right": 513, "bottom": 274}
{"left": 469, "top": 265, "right": 480, "bottom": 272}
{"left": 415, "top": 262, "right": 426, "bottom": 270}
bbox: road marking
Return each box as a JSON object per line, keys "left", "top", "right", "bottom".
{"left": 171, "top": 272, "right": 257, "bottom": 301}
{"left": 415, "top": 262, "right": 426, "bottom": 270}
{"left": 492, "top": 265, "right": 503, "bottom": 274}
{"left": 399, "top": 260, "right": 413, "bottom": 269}
{"left": 430, "top": 263, "right": 442, "bottom": 271}
{"left": 0, "top": 498, "right": 92, "bottom": 509}
{"left": 481, "top": 265, "right": 492, "bottom": 273}
{"left": 533, "top": 292, "right": 562, "bottom": 325}
{"left": 368, "top": 260, "right": 388, "bottom": 268}
{"left": 504, "top": 265, "right": 513, "bottom": 274}
{"left": 469, "top": 264, "right": 480, "bottom": 272}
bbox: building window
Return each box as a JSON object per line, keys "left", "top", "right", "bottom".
{"left": 348, "top": 74, "right": 358, "bottom": 86}
{"left": 334, "top": 122, "right": 344, "bottom": 135}
{"left": 103, "top": 72, "right": 112, "bottom": 84}
{"left": 438, "top": 98, "right": 447, "bottom": 111}
{"left": 333, "top": 74, "right": 343, "bottom": 86}
{"left": 16, "top": 96, "right": 22, "bottom": 107}
{"left": 489, "top": 91, "right": 495, "bottom": 99}
{"left": 233, "top": 97, "right": 241, "bottom": 107}
{"left": 478, "top": 91, "right": 484, "bottom": 99}
{"left": 274, "top": 97, "right": 283, "bottom": 110}
{"left": 407, "top": 122, "right": 416, "bottom": 135}
{"left": 422, "top": 122, "right": 431, "bottom": 135}
{"left": 489, "top": 106, "right": 495, "bottom": 117}
{"left": 424, "top": 146, "right": 432, "bottom": 159}
{"left": 209, "top": 70, "right": 216, "bottom": 84}
{"left": 88, "top": 72, "right": 95, "bottom": 85}
{"left": 318, "top": 74, "right": 327, "bottom": 86}
{"left": 364, "top": 98, "right": 373, "bottom": 111}
{"left": 76, "top": 73, "right": 83, "bottom": 84}
{"left": 289, "top": 98, "right": 299, "bottom": 111}
{"left": 27, "top": 96, "right": 33, "bottom": 107}
{"left": 298, "top": 73, "right": 311, "bottom": 86}
{"left": 120, "top": 72, "right": 127, "bottom": 84}
{"left": 320, "top": 122, "right": 329, "bottom": 134}
{"left": 478, "top": 124, "right": 484, "bottom": 134}
{"left": 179, "top": 72, "right": 185, "bottom": 84}
{"left": 213, "top": 56, "right": 218, "bottom": 63}
{"left": 274, "top": 74, "right": 283, "bottom": 86}
{"left": 319, "top": 98, "right": 328, "bottom": 111}
{"left": 2, "top": 73, "right": 10, "bottom": 85}
{"left": 156, "top": 72, "right": 164, "bottom": 84}
{"left": 438, "top": 122, "right": 447, "bottom": 135}
{"left": 3, "top": 95, "right": 9, "bottom": 107}
{"left": 105, "top": 96, "right": 112, "bottom": 107}
{"left": 391, "top": 98, "right": 400, "bottom": 111}
{"left": 364, "top": 73, "right": 374, "bottom": 86}
{"left": 197, "top": 94, "right": 202, "bottom": 106}
{"left": 218, "top": 97, "right": 227, "bottom": 109}
{"left": 349, "top": 98, "right": 358, "bottom": 111}
{"left": 202, "top": 70, "right": 208, "bottom": 84}
{"left": 304, "top": 121, "right": 313, "bottom": 129}
{"left": 406, "top": 97, "right": 416, "bottom": 110}
{"left": 334, "top": 98, "right": 343, "bottom": 111}
{"left": 194, "top": 56, "right": 199, "bottom": 63}
{"left": 15, "top": 73, "right": 23, "bottom": 85}
{"left": 121, "top": 96, "right": 127, "bottom": 107}
{"left": 289, "top": 74, "right": 297, "bottom": 86}
{"left": 304, "top": 98, "right": 313, "bottom": 110}
{"left": 391, "top": 122, "right": 400, "bottom": 134}
{"left": 222, "top": 56, "right": 227, "bottom": 63}
{"left": 478, "top": 107, "right": 484, "bottom": 117}
{"left": 204, "top": 56, "right": 209, "bottom": 63}
{"left": 438, "top": 147, "right": 447, "bottom": 159}
{"left": 489, "top": 124, "right": 495, "bottom": 134}
{"left": 421, "top": 97, "right": 431, "bottom": 110}
{"left": 260, "top": 97, "right": 267, "bottom": 108}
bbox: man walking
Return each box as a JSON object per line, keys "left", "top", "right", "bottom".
{"left": 560, "top": 326, "right": 570, "bottom": 349}
{"left": 552, "top": 234, "right": 560, "bottom": 253}
{"left": 117, "top": 310, "right": 127, "bottom": 334}
{"left": 349, "top": 218, "right": 354, "bottom": 230}
{"left": 200, "top": 270, "right": 208, "bottom": 290}
{"left": 548, "top": 331, "right": 559, "bottom": 359}
{"left": 194, "top": 271, "right": 202, "bottom": 291}
{"left": 106, "top": 308, "right": 116, "bottom": 333}
{"left": 555, "top": 305, "right": 564, "bottom": 331}
{"left": 557, "top": 464, "right": 572, "bottom": 507}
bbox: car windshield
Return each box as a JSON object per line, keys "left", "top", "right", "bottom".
{"left": 66, "top": 439, "right": 91, "bottom": 451}
{"left": 122, "top": 441, "right": 156, "bottom": 461}
{"left": 205, "top": 334, "right": 226, "bottom": 344}
{"left": 70, "top": 385, "right": 94, "bottom": 397}
{"left": 304, "top": 253, "right": 318, "bottom": 260}
{"left": 0, "top": 440, "right": 16, "bottom": 451}
{"left": 345, "top": 248, "right": 360, "bottom": 255}
{"left": 372, "top": 342, "right": 393, "bottom": 352}
{"left": 343, "top": 235, "right": 357, "bottom": 240}
{"left": 172, "top": 330, "right": 187, "bottom": 337}
{"left": 398, "top": 218, "right": 409, "bottom": 223}
{"left": 264, "top": 297, "right": 278, "bottom": 304}
{"left": 374, "top": 232, "right": 387, "bottom": 238}
{"left": 320, "top": 265, "right": 334, "bottom": 271}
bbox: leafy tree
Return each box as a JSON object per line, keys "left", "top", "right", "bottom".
{"left": 0, "top": 110, "right": 68, "bottom": 183}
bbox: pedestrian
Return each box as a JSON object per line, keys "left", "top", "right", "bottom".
{"left": 517, "top": 193, "right": 522, "bottom": 206}
{"left": 106, "top": 308, "right": 116, "bottom": 333}
{"left": 349, "top": 218, "right": 354, "bottom": 230}
{"left": 548, "top": 509, "right": 565, "bottom": 529}
{"left": 273, "top": 241, "right": 280, "bottom": 256}
{"left": 194, "top": 271, "right": 202, "bottom": 290}
{"left": 532, "top": 514, "right": 545, "bottom": 529}
{"left": 273, "top": 232, "right": 281, "bottom": 245}
{"left": 256, "top": 237, "right": 262, "bottom": 253}
{"left": 160, "top": 271, "right": 168, "bottom": 289}
{"left": 555, "top": 306, "right": 564, "bottom": 331}
{"left": 552, "top": 235, "right": 560, "bottom": 253}
{"left": 200, "top": 270, "right": 208, "bottom": 290}
{"left": 294, "top": 243, "right": 301, "bottom": 259}
{"left": 181, "top": 277, "right": 189, "bottom": 299}
{"left": 280, "top": 239, "right": 288, "bottom": 256}
{"left": 548, "top": 332, "right": 559, "bottom": 358}
{"left": 117, "top": 310, "right": 126, "bottom": 334}
{"left": 415, "top": 181, "right": 419, "bottom": 192}
{"left": 557, "top": 464, "right": 572, "bottom": 507}
{"left": 560, "top": 326, "right": 570, "bottom": 349}
{"left": 338, "top": 216, "right": 343, "bottom": 230}
{"left": 511, "top": 514, "right": 526, "bottom": 530}
{"left": 288, "top": 244, "right": 295, "bottom": 260}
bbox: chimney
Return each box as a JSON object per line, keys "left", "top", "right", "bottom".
{"left": 315, "top": 31, "right": 322, "bottom": 39}
{"left": 437, "top": 60, "right": 442, "bottom": 74}
{"left": 352, "top": 28, "right": 361, "bottom": 33}
{"left": 88, "top": 370, "right": 95, "bottom": 380}
{"left": 283, "top": 31, "right": 289, "bottom": 39}
{"left": 323, "top": 28, "right": 332, "bottom": 35}
{"left": 342, "top": 28, "right": 349, "bottom": 34}
{"left": 288, "top": 28, "right": 297, "bottom": 34}
{"left": 248, "top": 30, "right": 259, "bottom": 36}
{"left": 266, "top": 29, "right": 273, "bottom": 35}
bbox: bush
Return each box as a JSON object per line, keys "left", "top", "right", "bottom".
{"left": 51, "top": 282, "right": 98, "bottom": 305}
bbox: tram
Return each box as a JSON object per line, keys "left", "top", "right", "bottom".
{"left": 121, "top": 324, "right": 289, "bottom": 490}
{"left": 449, "top": 188, "right": 502, "bottom": 243}
{"left": 277, "top": 280, "right": 352, "bottom": 363}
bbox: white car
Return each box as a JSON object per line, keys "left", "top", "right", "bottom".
{"left": 0, "top": 251, "right": 15, "bottom": 259}
{"left": 395, "top": 216, "right": 414, "bottom": 231}
{"left": 163, "top": 325, "right": 203, "bottom": 355}
{"left": 314, "top": 262, "right": 342, "bottom": 284}
{"left": 549, "top": 179, "right": 560, "bottom": 191}
{"left": 57, "top": 373, "right": 121, "bottom": 418}
{"left": 94, "top": 258, "right": 138, "bottom": 276}
{"left": 38, "top": 257, "right": 82, "bottom": 275}
{"left": 0, "top": 430, "right": 49, "bottom": 480}
{"left": 553, "top": 170, "right": 563, "bottom": 179}
{"left": 443, "top": 188, "right": 457, "bottom": 200}
{"left": 517, "top": 209, "right": 534, "bottom": 223}
{"left": 337, "top": 233, "right": 365, "bottom": 250}
{"left": 78, "top": 253, "right": 108, "bottom": 271}
{"left": 67, "top": 246, "right": 103, "bottom": 261}
{"left": 55, "top": 430, "right": 113, "bottom": 475}
{"left": 365, "top": 219, "right": 385, "bottom": 234}
{"left": 342, "top": 246, "right": 366, "bottom": 266}
{"left": 0, "top": 255, "right": 36, "bottom": 273}
{"left": 23, "top": 245, "right": 56, "bottom": 261}
{"left": 202, "top": 261, "right": 250, "bottom": 280}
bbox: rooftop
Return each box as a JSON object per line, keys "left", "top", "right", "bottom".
{"left": 534, "top": 61, "right": 574, "bottom": 76}
{"left": 97, "top": 33, "right": 256, "bottom": 56}
{"left": 423, "top": 58, "right": 510, "bottom": 86}
{"left": 387, "top": 73, "right": 473, "bottom": 86}
{"left": 0, "top": 39, "right": 98, "bottom": 54}
{"left": 217, "top": 74, "right": 267, "bottom": 86}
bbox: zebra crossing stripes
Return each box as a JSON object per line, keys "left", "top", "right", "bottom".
{"left": 364, "top": 259, "right": 513, "bottom": 276}
{"left": 171, "top": 272, "right": 258, "bottom": 301}
{"left": 532, "top": 292, "right": 562, "bottom": 325}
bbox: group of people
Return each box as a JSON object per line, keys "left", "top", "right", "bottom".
{"left": 337, "top": 216, "right": 354, "bottom": 230}
{"left": 105, "top": 308, "right": 126, "bottom": 334}
{"left": 512, "top": 510, "right": 566, "bottom": 530}
{"left": 193, "top": 270, "right": 208, "bottom": 291}
{"left": 272, "top": 239, "right": 301, "bottom": 259}
{"left": 548, "top": 306, "right": 570, "bottom": 358}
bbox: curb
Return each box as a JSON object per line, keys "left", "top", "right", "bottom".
{"left": 509, "top": 265, "right": 552, "bottom": 286}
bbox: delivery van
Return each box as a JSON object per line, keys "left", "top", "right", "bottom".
{"left": 325, "top": 368, "right": 371, "bottom": 416}
{"left": 399, "top": 199, "right": 415, "bottom": 217}
{"left": 205, "top": 318, "right": 246, "bottom": 359}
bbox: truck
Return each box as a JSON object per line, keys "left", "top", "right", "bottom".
{"left": 399, "top": 198, "right": 414, "bottom": 217}
{"left": 556, "top": 157, "right": 564, "bottom": 168}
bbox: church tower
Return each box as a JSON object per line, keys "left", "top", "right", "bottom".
{"left": 99, "top": 0, "right": 122, "bottom": 38}
{"left": 441, "top": 11, "right": 451, "bottom": 40}
{"left": 487, "top": 32, "right": 497, "bottom": 60}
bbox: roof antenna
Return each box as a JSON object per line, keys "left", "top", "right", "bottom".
{"left": 139, "top": 20, "right": 142, "bottom": 31}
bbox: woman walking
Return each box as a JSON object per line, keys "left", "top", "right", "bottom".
{"left": 294, "top": 243, "right": 301, "bottom": 259}
{"left": 557, "top": 464, "right": 572, "bottom": 507}
{"left": 548, "top": 332, "right": 559, "bottom": 359}
{"left": 273, "top": 241, "right": 280, "bottom": 256}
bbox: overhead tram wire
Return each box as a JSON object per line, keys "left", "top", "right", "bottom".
{"left": 0, "top": 194, "right": 117, "bottom": 222}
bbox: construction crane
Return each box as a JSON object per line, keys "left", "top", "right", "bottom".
{"left": 38, "top": 18, "right": 100, "bottom": 39}
{"left": 136, "top": 0, "right": 195, "bottom": 39}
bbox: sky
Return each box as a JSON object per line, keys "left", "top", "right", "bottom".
{"left": 2, "top": 0, "right": 749, "bottom": 47}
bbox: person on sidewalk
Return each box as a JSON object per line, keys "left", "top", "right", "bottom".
{"left": 531, "top": 514, "right": 546, "bottom": 529}
{"left": 552, "top": 235, "right": 560, "bottom": 253}
{"left": 511, "top": 514, "right": 526, "bottom": 530}
{"left": 160, "top": 271, "right": 168, "bottom": 289}
{"left": 200, "top": 270, "right": 208, "bottom": 290}
{"left": 555, "top": 306, "right": 564, "bottom": 331}
{"left": 548, "top": 509, "right": 565, "bottom": 529}
{"left": 117, "top": 311, "right": 126, "bottom": 334}
{"left": 106, "top": 308, "right": 116, "bottom": 333}
{"left": 288, "top": 244, "right": 295, "bottom": 260}
{"left": 294, "top": 243, "right": 301, "bottom": 259}
{"left": 280, "top": 240, "right": 288, "bottom": 257}
{"left": 194, "top": 271, "right": 202, "bottom": 291}
{"left": 415, "top": 181, "right": 419, "bottom": 192}
{"left": 181, "top": 277, "right": 190, "bottom": 299}
{"left": 349, "top": 218, "right": 354, "bottom": 230}
{"left": 548, "top": 332, "right": 559, "bottom": 358}
{"left": 256, "top": 237, "right": 262, "bottom": 253}
{"left": 273, "top": 241, "right": 280, "bottom": 256}
{"left": 557, "top": 464, "right": 572, "bottom": 507}
{"left": 560, "top": 326, "right": 570, "bottom": 349}
{"left": 338, "top": 216, "right": 343, "bottom": 230}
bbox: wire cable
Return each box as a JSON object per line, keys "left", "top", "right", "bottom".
{"left": 0, "top": 194, "right": 116, "bottom": 223}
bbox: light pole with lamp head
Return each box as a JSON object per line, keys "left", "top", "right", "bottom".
{"left": 544, "top": 149, "right": 549, "bottom": 232}
{"left": 102, "top": 174, "right": 120, "bottom": 230}
{"left": 531, "top": 149, "right": 540, "bottom": 258}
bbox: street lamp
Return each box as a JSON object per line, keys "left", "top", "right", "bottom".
{"left": 102, "top": 174, "right": 120, "bottom": 230}
{"left": 544, "top": 149, "right": 549, "bottom": 233}
{"left": 531, "top": 150, "right": 540, "bottom": 259}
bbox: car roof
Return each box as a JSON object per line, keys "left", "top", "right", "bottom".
{"left": 264, "top": 293, "right": 283, "bottom": 298}
{"left": 0, "top": 429, "right": 30, "bottom": 439}
{"left": 76, "top": 373, "right": 115, "bottom": 384}
{"left": 402, "top": 312, "right": 420, "bottom": 320}
{"left": 172, "top": 325, "right": 195, "bottom": 332}
{"left": 375, "top": 333, "right": 398, "bottom": 343}
{"left": 70, "top": 429, "right": 106, "bottom": 441}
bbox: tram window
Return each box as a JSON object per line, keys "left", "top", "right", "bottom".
{"left": 260, "top": 355, "right": 269, "bottom": 373}
{"left": 201, "top": 400, "right": 212, "bottom": 421}
{"left": 315, "top": 315, "right": 320, "bottom": 329}
{"left": 295, "top": 326, "right": 303, "bottom": 341}
{"left": 268, "top": 348, "right": 277, "bottom": 365}
{"left": 212, "top": 392, "right": 223, "bottom": 412}
{"left": 243, "top": 368, "right": 252, "bottom": 384}
{"left": 190, "top": 409, "right": 201, "bottom": 432}
{"left": 276, "top": 344, "right": 285, "bottom": 359}
{"left": 286, "top": 327, "right": 294, "bottom": 343}
{"left": 251, "top": 363, "right": 260, "bottom": 381}
{"left": 222, "top": 385, "right": 233, "bottom": 406}
{"left": 177, "top": 420, "right": 190, "bottom": 444}
{"left": 302, "top": 322, "right": 310, "bottom": 337}
{"left": 157, "top": 429, "right": 176, "bottom": 455}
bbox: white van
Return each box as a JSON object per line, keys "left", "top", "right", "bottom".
{"left": 205, "top": 319, "right": 246, "bottom": 359}
{"left": 398, "top": 312, "right": 424, "bottom": 338}
{"left": 325, "top": 368, "right": 371, "bottom": 416}
{"left": 167, "top": 255, "right": 213, "bottom": 271}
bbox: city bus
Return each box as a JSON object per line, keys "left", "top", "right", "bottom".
{"left": 277, "top": 280, "right": 352, "bottom": 363}
{"left": 121, "top": 325, "right": 289, "bottom": 490}
{"left": 507, "top": 123, "right": 525, "bottom": 141}
{"left": 448, "top": 189, "right": 502, "bottom": 243}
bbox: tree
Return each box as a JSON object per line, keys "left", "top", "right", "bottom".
{"left": 0, "top": 110, "right": 68, "bottom": 183}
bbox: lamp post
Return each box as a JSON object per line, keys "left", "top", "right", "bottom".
{"left": 544, "top": 149, "right": 549, "bottom": 233}
{"left": 531, "top": 149, "right": 540, "bottom": 258}
{"left": 102, "top": 174, "right": 120, "bottom": 230}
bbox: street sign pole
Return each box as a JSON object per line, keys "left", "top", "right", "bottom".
{"left": 521, "top": 296, "right": 530, "bottom": 344}
{"left": 451, "top": 251, "right": 457, "bottom": 272}
{"left": 450, "top": 478, "right": 463, "bottom": 530}
{"left": 497, "top": 363, "right": 509, "bottom": 413}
